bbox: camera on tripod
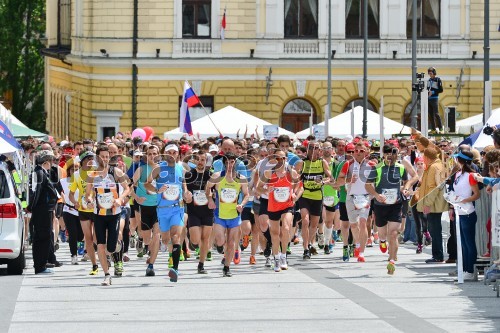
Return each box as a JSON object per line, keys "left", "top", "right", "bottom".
{"left": 412, "top": 73, "right": 425, "bottom": 93}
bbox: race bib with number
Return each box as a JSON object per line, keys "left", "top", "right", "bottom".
{"left": 162, "top": 184, "right": 180, "bottom": 201}
{"left": 220, "top": 188, "right": 238, "bottom": 203}
{"left": 352, "top": 194, "right": 370, "bottom": 210}
{"left": 323, "top": 196, "right": 335, "bottom": 207}
{"left": 274, "top": 187, "right": 291, "bottom": 203}
{"left": 97, "top": 192, "right": 115, "bottom": 209}
{"left": 382, "top": 188, "right": 398, "bottom": 205}
{"left": 193, "top": 190, "right": 208, "bottom": 206}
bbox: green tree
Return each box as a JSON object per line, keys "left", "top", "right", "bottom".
{"left": 0, "top": 0, "right": 45, "bottom": 132}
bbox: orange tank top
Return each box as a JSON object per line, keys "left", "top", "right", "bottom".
{"left": 268, "top": 171, "right": 294, "bottom": 212}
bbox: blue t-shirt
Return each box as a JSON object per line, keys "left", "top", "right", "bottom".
{"left": 127, "top": 161, "right": 145, "bottom": 179}
{"left": 156, "top": 162, "right": 184, "bottom": 214}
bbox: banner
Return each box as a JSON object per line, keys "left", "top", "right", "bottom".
{"left": 263, "top": 125, "right": 278, "bottom": 140}
{"left": 312, "top": 125, "right": 325, "bottom": 141}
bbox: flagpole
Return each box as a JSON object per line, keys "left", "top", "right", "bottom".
{"left": 197, "top": 100, "right": 223, "bottom": 137}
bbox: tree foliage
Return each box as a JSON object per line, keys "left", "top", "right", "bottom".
{"left": 0, "top": 0, "right": 46, "bottom": 132}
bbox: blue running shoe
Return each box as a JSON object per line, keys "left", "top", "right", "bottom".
{"left": 168, "top": 268, "right": 179, "bottom": 282}
{"left": 77, "top": 242, "right": 85, "bottom": 256}
{"left": 59, "top": 230, "right": 67, "bottom": 243}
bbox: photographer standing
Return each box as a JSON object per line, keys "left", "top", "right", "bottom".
{"left": 427, "top": 67, "right": 444, "bottom": 133}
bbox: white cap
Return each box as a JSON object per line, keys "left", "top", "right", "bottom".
{"left": 251, "top": 143, "right": 260, "bottom": 149}
{"left": 344, "top": 135, "right": 353, "bottom": 142}
{"left": 133, "top": 150, "right": 143, "bottom": 156}
{"left": 209, "top": 144, "right": 219, "bottom": 153}
{"left": 60, "top": 140, "right": 69, "bottom": 147}
{"left": 165, "top": 144, "right": 179, "bottom": 152}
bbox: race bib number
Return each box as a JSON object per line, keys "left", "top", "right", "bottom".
{"left": 220, "top": 188, "right": 238, "bottom": 203}
{"left": 248, "top": 196, "right": 254, "bottom": 202}
{"left": 274, "top": 187, "right": 291, "bottom": 203}
{"left": 323, "top": 196, "right": 335, "bottom": 207}
{"left": 162, "top": 184, "right": 180, "bottom": 201}
{"left": 193, "top": 190, "right": 208, "bottom": 206}
{"left": 81, "top": 195, "right": 88, "bottom": 209}
{"left": 352, "top": 194, "right": 369, "bottom": 210}
{"left": 97, "top": 192, "right": 115, "bottom": 209}
{"left": 382, "top": 188, "right": 398, "bottom": 205}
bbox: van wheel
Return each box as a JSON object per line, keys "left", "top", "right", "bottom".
{"left": 7, "top": 246, "right": 25, "bottom": 275}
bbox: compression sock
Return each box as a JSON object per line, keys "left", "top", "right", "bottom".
{"left": 172, "top": 244, "right": 181, "bottom": 270}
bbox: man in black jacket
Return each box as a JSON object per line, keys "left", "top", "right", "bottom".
{"left": 27, "top": 150, "right": 60, "bottom": 274}
{"left": 427, "top": 67, "right": 444, "bottom": 133}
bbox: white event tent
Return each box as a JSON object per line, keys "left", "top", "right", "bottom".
{"left": 164, "top": 105, "right": 295, "bottom": 139}
{"left": 295, "top": 106, "right": 411, "bottom": 139}
{"left": 456, "top": 113, "right": 484, "bottom": 134}
{"left": 471, "top": 108, "right": 500, "bottom": 149}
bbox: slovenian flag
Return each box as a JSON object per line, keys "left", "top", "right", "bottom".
{"left": 179, "top": 81, "right": 200, "bottom": 135}
{"left": 221, "top": 8, "right": 226, "bottom": 40}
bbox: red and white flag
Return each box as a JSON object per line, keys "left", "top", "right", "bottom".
{"left": 220, "top": 8, "right": 226, "bottom": 40}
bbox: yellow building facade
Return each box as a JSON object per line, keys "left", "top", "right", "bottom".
{"left": 43, "top": 0, "right": 500, "bottom": 140}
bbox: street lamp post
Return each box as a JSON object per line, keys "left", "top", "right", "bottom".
{"left": 326, "top": 0, "right": 332, "bottom": 137}
{"left": 362, "top": 0, "right": 368, "bottom": 138}
{"left": 410, "top": 0, "right": 418, "bottom": 129}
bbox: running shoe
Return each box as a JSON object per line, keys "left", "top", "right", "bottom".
{"left": 184, "top": 249, "right": 191, "bottom": 259}
{"left": 265, "top": 257, "right": 272, "bottom": 267}
{"left": 195, "top": 247, "right": 200, "bottom": 257}
{"left": 234, "top": 250, "right": 241, "bottom": 264}
{"left": 168, "top": 268, "right": 179, "bottom": 282}
{"left": 216, "top": 245, "right": 224, "bottom": 254}
{"left": 114, "top": 261, "right": 123, "bottom": 277}
{"left": 123, "top": 253, "right": 130, "bottom": 262}
{"left": 274, "top": 258, "right": 281, "bottom": 272}
{"left": 223, "top": 268, "right": 233, "bottom": 277}
{"left": 137, "top": 248, "right": 146, "bottom": 258}
{"left": 89, "top": 265, "right": 99, "bottom": 276}
{"left": 302, "top": 249, "right": 311, "bottom": 260}
{"left": 279, "top": 255, "right": 288, "bottom": 270}
{"left": 242, "top": 235, "right": 250, "bottom": 250}
{"left": 71, "top": 255, "right": 79, "bottom": 265}
{"left": 197, "top": 265, "right": 207, "bottom": 274}
{"left": 221, "top": 257, "right": 226, "bottom": 265}
{"left": 424, "top": 231, "right": 432, "bottom": 246}
{"left": 387, "top": 262, "right": 395, "bottom": 275}
{"left": 168, "top": 256, "right": 174, "bottom": 268}
{"left": 333, "top": 230, "right": 340, "bottom": 242}
{"left": 317, "top": 233, "right": 325, "bottom": 249}
{"left": 77, "top": 242, "right": 85, "bottom": 256}
{"left": 342, "top": 247, "right": 349, "bottom": 262}
{"left": 379, "top": 241, "right": 388, "bottom": 253}
{"left": 416, "top": 244, "right": 423, "bottom": 254}
{"left": 136, "top": 238, "right": 144, "bottom": 253}
{"left": 292, "top": 235, "right": 300, "bottom": 245}
{"left": 286, "top": 246, "right": 292, "bottom": 255}
{"left": 249, "top": 255, "right": 256, "bottom": 265}
{"left": 59, "top": 230, "right": 67, "bottom": 243}
{"left": 101, "top": 275, "right": 112, "bottom": 286}
{"left": 366, "top": 238, "right": 373, "bottom": 247}
{"left": 207, "top": 251, "right": 212, "bottom": 261}
{"left": 354, "top": 248, "right": 360, "bottom": 258}
{"left": 146, "top": 265, "right": 155, "bottom": 277}
{"left": 357, "top": 256, "right": 366, "bottom": 263}
{"left": 180, "top": 250, "right": 185, "bottom": 261}
{"left": 373, "top": 232, "right": 379, "bottom": 244}
{"left": 160, "top": 242, "right": 167, "bottom": 253}
{"left": 264, "top": 245, "right": 272, "bottom": 258}
{"left": 309, "top": 246, "right": 318, "bottom": 255}
{"left": 129, "top": 233, "right": 137, "bottom": 248}
{"left": 329, "top": 242, "right": 334, "bottom": 251}
{"left": 324, "top": 245, "right": 331, "bottom": 255}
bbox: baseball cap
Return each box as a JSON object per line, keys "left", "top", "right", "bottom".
{"left": 346, "top": 143, "right": 355, "bottom": 152}
{"left": 79, "top": 151, "right": 95, "bottom": 162}
{"left": 165, "top": 144, "right": 179, "bottom": 152}
{"left": 209, "top": 144, "right": 219, "bottom": 153}
{"left": 133, "top": 150, "right": 143, "bottom": 157}
{"left": 180, "top": 144, "right": 191, "bottom": 155}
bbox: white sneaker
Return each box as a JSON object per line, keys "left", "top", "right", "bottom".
{"left": 71, "top": 255, "right": 79, "bottom": 265}
{"left": 101, "top": 275, "right": 112, "bottom": 286}
{"left": 318, "top": 233, "right": 325, "bottom": 248}
{"left": 463, "top": 272, "right": 475, "bottom": 281}
{"left": 280, "top": 255, "right": 288, "bottom": 270}
{"left": 274, "top": 258, "right": 281, "bottom": 272}
{"left": 160, "top": 242, "right": 167, "bottom": 253}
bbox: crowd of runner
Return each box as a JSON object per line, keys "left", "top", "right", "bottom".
{"left": 15, "top": 129, "right": 500, "bottom": 286}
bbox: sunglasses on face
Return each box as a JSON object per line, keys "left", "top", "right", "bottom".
{"left": 346, "top": 151, "right": 354, "bottom": 154}
{"left": 354, "top": 149, "right": 366, "bottom": 153}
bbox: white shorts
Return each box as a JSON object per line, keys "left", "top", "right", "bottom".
{"left": 345, "top": 195, "right": 370, "bottom": 223}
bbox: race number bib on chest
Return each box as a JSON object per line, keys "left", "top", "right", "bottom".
{"left": 352, "top": 194, "right": 369, "bottom": 210}
{"left": 220, "top": 188, "right": 238, "bottom": 203}
{"left": 323, "top": 196, "right": 335, "bottom": 207}
{"left": 162, "top": 184, "right": 180, "bottom": 201}
{"left": 382, "top": 189, "right": 398, "bottom": 205}
{"left": 274, "top": 187, "right": 291, "bottom": 203}
{"left": 97, "top": 192, "right": 115, "bottom": 209}
{"left": 193, "top": 190, "right": 208, "bottom": 206}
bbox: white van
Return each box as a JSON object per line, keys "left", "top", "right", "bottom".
{"left": 0, "top": 162, "right": 26, "bottom": 274}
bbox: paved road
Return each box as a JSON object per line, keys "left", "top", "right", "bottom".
{"left": 3, "top": 241, "right": 500, "bottom": 333}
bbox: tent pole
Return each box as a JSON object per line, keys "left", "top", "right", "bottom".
{"left": 198, "top": 101, "right": 223, "bottom": 137}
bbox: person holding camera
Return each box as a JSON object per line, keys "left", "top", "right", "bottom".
{"left": 427, "top": 67, "right": 444, "bottom": 133}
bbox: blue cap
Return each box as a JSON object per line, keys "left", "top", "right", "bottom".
{"left": 453, "top": 151, "right": 473, "bottom": 161}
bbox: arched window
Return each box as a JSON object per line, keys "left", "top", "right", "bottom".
{"left": 343, "top": 98, "right": 377, "bottom": 113}
{"left": 282, "top": 98, "right": 316, "bottom": 133}
{"left": 346, "top": 0, "right": 380, "bottom": 39}
{"left": 406, "top": 0, "right": 440, "bottom": 39}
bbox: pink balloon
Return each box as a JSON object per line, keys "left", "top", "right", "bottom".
{"left": 131, "top": 128, "right": 146, "bottom": 141}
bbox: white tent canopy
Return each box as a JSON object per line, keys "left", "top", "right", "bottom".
{"left": 472, "top": 108, "right": 500, "bottom": 149}
{"left": 164, "top": 105, "right": 295, "bottom": 139}
{"left": 295, "top": 106, "right": 411, "bottom": 139}
{"left": 456, "top": 113, "right": 484, "bottom": 134}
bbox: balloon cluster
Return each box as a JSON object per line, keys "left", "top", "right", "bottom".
{"left": 131, "top": 126, "right": 154, "bottom": 141}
